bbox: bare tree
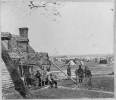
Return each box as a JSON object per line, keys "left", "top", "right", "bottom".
{"left": 28, "top": 1, "right": 64, "bottom": 20}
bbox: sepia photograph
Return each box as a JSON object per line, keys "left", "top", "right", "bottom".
{"left": 1, "top": 0, "right": 115, "bottom": 99}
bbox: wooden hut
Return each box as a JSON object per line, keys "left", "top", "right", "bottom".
{"left": 1, "top": 28, "right": 39, "bottom": 89}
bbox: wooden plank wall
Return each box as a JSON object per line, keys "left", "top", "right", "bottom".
{"left": 1, "top": 58, "right": 14, "bottom": 89}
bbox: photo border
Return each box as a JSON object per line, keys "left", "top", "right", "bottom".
{"left": 0, "top": 0, "right": 115, "bottom": 100}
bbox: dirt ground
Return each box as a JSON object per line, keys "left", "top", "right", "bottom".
{"left": 3, "top": 75, "right": 114, "bottom": 99}
{"left": 58, "top": 75, "right": 114, "bottom": 92}
{"left": 4, "top": 87, "right": 114, "bottom": 99}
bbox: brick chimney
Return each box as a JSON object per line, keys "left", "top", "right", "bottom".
{"left": 19, "top": 27, "right": 28, "bottom": 38}
{"left": 18, "top": 27, "right": 29, "bottom": 60}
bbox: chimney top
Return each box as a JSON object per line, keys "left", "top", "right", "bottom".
{"left": 19, "top": 27, "right": 28, "bottom": 30}
{"left": 19, "top": 27, "right": 28, "bottom": 37}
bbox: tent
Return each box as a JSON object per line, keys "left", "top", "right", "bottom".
{"left": 68, "top": 60, "right": 76, "bottom": 65}
{"left": 73, "top": 59, "right": 84, "bottom": 65}
{"left": 66, "top": 59, "right": 84, "bottom": 66}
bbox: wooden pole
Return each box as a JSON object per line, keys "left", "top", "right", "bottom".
{"left": 21, "top": 62, "right": 23, "bottom": 76}
{"left": 21, "top": 62, "right": 25, "bottom": 84}
{"left": 76, "top": 76, "right": 78, "bottom": 85}
{"left": 49, "top": 60, "right": 76, "bottom": 83}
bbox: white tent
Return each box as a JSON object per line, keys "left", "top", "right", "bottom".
{"left": 68, "top": 60, "right": 76, "bottom": 65}
{"left": 74, "top": 60, "right": 84, "bottom": 66}
{"left": 68, "top": 60, "right": 84, "bottom": 66}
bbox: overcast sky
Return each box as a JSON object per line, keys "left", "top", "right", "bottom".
{"left": 1, "top": 1, "right": 114, "bottom": 56}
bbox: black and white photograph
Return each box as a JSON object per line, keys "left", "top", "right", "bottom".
{"left": 1, "top": 0, "right": 115, "bottom": 99}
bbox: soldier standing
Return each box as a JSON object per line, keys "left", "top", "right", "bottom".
{"left": 35, "top": 70, "right": 41, "bottom": 87}
{"left": 67, "top": 63, "right": 71, "bottom": 79}
{"left": 84, "top": 66, "right": 92, "bottom": 86}
{"left": 75, "top": 65, "right": 84, "bottom": 84}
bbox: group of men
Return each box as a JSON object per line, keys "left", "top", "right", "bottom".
{"left": 24, "top": 66, "right": 57, "bottom": 88}
{"left": 35, "top": 69, "right": 57, "bottom": 88}
{"left": 24, "top": 61, "right": 92, "bottom": 88}
{"left": 67, "top": 64, "right": 92, "bottom": 85}
{"left": 75, "top": 65, "right": 92, "bottom": 85}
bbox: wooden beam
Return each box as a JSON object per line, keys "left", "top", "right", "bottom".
{"left": 49, "top": 60, "right": 76, "bottom": 83}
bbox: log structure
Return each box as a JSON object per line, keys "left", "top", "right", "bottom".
{"left": 1, "top": 28, "right": 51, "bottom": 98}
{"left": 1, "top": 43, "right": 35, "bottom": 99}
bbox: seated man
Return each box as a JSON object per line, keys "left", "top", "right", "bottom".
{"left": 47, "top": 71, "right": 57, "bottom": 88}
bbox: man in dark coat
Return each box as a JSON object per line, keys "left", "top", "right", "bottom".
{"left": 84, "top": 66, "right": 92, "bottom": 86}
{"left": 35, "top": 70, "right": 41, "bottom": 86}
{"left": 84, "top": 67, "right": 92, "bottom": 77}
{"left": 67, "top": 63, "right": 71, "bottom": 79}
{"left": 75, "top": 65, "right": 84, "bottom": 84}
{"left": 25, "top": 71, "right": 31, "bottom": 86}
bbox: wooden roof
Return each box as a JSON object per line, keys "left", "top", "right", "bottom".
{"left": 10, "top": 34, "right": 35, "bottom": 53}
{"left": 1, "top": 33, "right": 50, "bottom": 66}
{"left": 18, "top": 52, "right": 51, "bottom": 66}
{"left": 1, "top": 32, "right": 12, "bottom": 40}
{"left": 16, "top": 37, "right": 29, "bottom": 42}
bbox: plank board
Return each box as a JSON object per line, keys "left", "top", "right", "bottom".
{"left": 1, "top": 58, "right": 14, "bottom": 89}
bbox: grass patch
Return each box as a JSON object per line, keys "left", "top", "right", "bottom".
{"left": 3, "top": 61, "right": 114, "bottom": 99}
{"left": 58, "top": 75, "right": 114, "bottom": 92}
{"left": 50, "top": 61, "right": 114, "bottom": 75}
{"left": 3, "top": 75, "right": 114, "bottom": 99}
{"left": 4, "top": 87, "right": 114, "bottom": 99}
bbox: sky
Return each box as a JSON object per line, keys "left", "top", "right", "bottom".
{"left": 1, "top": 1, "right": 114, "bottom": 56}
